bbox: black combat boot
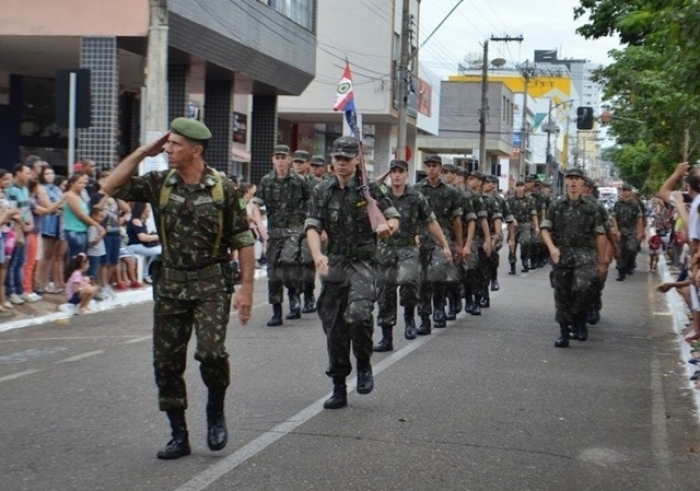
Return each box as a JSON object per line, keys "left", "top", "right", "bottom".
{"left": 616, "top": 268, "right": 626, "bottom": 281}
{"left": 433, "top": 306, "right": 446, "bottom": 328}
{"left": 508, "top": 262, "right": 516, "bottom": 275}
{"left": 373, "top": 326, "right": 394, "bottom": 352}
{"left": 302, "top": 283, "right": 316, "bottom": 313}
{"left": 491, "top": 270, "right": 500, "bottom": 291}
{"left": 573, "top": 320, "right": 588, "bottom": 341}
{"left": 267, "top": 304, "right": 283, "bottom": 326}
{"left": 404, "top": 307, "right": 417, "bottom": 340}
{"left": 416, "top": 315, "right": 431, "bottom": 335}
{"left": 554, "top": 323, "right": 570, "bottom": 348}
{"left": 446, "top": 294, "right": 457, "bottom": 321}
{"left": 157, "top": 409, "right": 191, "bottom": 460}
{"left": 286, "top": 292, "right": 301, "bottom": 319}
{"left": 206, "top": 391, "right": 228, "bottom": 451}
{"left": 480, "top": 292, "right": 490, "bottom": 308}
{"left": 586, "top": 307, "right": 600, "bottom": 326}
{"left": 521, "top": 259, "right": 529, "bottom": 273}
{"left": 356, "top": 361, "right": 374, "bottom": 395}
{"left": 323, "top": 376, "right": 347, "bottom": 409}
{"left": 471, "top": 295, "right": 482, "bottom": 316}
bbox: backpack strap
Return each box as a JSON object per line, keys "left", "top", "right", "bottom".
{"left": 158, "top": 170, "right": 178, "bottom": 262}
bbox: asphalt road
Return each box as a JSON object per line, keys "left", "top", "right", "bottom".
{"left": 1, "top": 253, "right": 699, "bottom": 491}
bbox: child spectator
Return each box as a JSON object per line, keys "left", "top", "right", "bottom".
{"left": 648, "top": 230, "right": 663, "bottom": 272}
{"left": 65, "top": 253, "right": 97, "bottom": 315}
{"left": 86, "top": 205, "right": 106, "bottom": 290}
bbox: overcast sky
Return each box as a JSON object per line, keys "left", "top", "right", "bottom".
{"left": 419, "top": 0, "right": 622, "bottom": 77}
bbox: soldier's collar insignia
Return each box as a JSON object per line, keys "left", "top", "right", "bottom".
{"left": 204, "top": 176, "right": 217, "bottom": 187}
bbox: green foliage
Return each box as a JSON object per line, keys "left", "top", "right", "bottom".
{"left": 575, "top": 0, "right": 700, "bottom": 178}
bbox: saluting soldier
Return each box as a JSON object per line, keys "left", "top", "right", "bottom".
{"left": 612, "top": 184, "right": 644, "bottom": 281}
{"left": 414, "top": 155, "right": 463, "bottom": 333}
{"left": 374, "top": 159, "right": 451, "bottom": 351}
{"left": 540, "top": 168, "right": 607, "bottom": 347}
{"left": 101, "top": 118, "right": 256, "bottom": 459}
{"left": 305, "top": 137, "right": 400, "bottom": 409}
{"left": 252, "top": 145, "right": 313, "bottom": 326}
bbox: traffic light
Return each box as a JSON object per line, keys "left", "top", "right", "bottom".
{"left": 576, "top": 106, "right": 594, "bottom": 130}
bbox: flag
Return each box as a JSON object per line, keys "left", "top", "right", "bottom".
{"left": 334, "top": 62, "right": 356, "bottom": 113}
{"left": 334, "top": 62, "right": 360, "bottom": 139}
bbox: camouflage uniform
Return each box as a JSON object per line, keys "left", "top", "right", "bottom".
{"left": 305, "top": 175, "right": 399, "bottom": 379}
{"left": 485, "top": 184, "right": 512, "bottom": 292}
{"left": 507, "top": 193, "right": 538, "bottom": 271}
{"left": 468, "top": 186, "right": 502, "bottom": 308}
{"left": 252, "top": 169, "right": 312, "bottom": 309}
{"left": 526, "top": 185, "right": 547, "bottom": 268}
{"left": 541, "top": 192, "right": 605, "bottom": 339}
{"left": 414, "top": 177, "right": 463, "bottom": 328}
{"left": 376, "top": 185, "right": 435, "bottom": 336}
{"left": 113, "top": 167, "right": 255, "bottom": 411}
{"left": 612, "top": 197, "right": 642, "bottom": 280}
{"left": 584, "top": 192, "right": 613, "bottom": 322}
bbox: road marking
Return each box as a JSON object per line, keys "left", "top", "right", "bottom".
{"left": 124, "top": 335, "right": 152, "bottom": 344}
{"left": 0, "top": 369, "right": 42, "bottom": 383}
{"left": 0, "top": 347, "right": 68, "bottom": 363}
{"left": 172, "top": 326, "right": 447, "bottom": 491}
{"left": 55, "top": 350, "right": 104, "bottom": 363}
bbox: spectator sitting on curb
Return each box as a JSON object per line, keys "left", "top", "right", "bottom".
{"left": 65, "top": 253, "right": 98, "bottom": 315}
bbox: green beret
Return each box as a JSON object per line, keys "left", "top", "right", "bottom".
{"left": 170, "top": 117, "right": 212, "bottom": 141}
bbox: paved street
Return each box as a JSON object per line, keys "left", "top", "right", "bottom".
{"left": 1, "top": 253, "right": 699, "bottom": 491}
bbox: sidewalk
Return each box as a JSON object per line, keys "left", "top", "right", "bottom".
{"left": 0, "top": 267, "right": 268, "bottom": 334}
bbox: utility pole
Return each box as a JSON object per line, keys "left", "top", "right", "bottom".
{"left": 478, "top": 35, "right": 522, "bottom": 173}
{"left": 396, "top": 0, "right": 411, "bottom": 162}
{"left": 144, "top": 0, "right": 169, "bottom": 146}
{"left": 518, "top": 60, "right": 534, "bottom": 179}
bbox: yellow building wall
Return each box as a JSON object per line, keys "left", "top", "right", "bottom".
{"left": 448, "top": 74, "right": 574, "bottom": 100}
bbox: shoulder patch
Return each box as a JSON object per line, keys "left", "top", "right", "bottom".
{"left": 238, "top": 198, "right": 247, "bottom": 210}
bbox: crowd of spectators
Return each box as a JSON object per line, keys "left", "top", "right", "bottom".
{"left": 0, "top": 156, "right": 151, "bottom": 317}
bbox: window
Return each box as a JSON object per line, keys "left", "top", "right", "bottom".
{"left": 268, "top": 0, "right": 315, "bottom": 31}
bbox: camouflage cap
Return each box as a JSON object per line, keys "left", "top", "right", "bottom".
{"left": 565, "top": 167, "right": 585, "bottom": 178}
{"left": 584, "top": 176, "right": 596, "bottom": 188}
{"left": 423, "top": 154, "right": 442, "bottom": 165}
{"left": 442, "top": 163, "right": 456, "bottom": 172}
{"left": 455, "top": 167, "right": 470, "bottom": 178}
{"left": 515, "top": 180, "right": 525, "bottom": 186}
{"left": 272, "top": 144, "right": 291, "bottom": 155}
{"left": 390, "top": 159, "right": 409, "bottom": 171}
{"left": 524, "top": 175, "right": 535, "bottom": 182}
{"left": 485, "top": 174, "right": 499, "bottom": 184}
{"left": 468, "top": 170, "right": 486, "bottom": 181}
{"left": 170, "top": 117, "right": 212, "bottom": 141}
{"left": 621, "top": 183, "right": 633, "bottom": 190}
{"left": 310, "top": 155, "right": 327, "bottom": 166}
{"left": 330, "top": 136, "right": 360, "bottom": 158}
{"left": 292, "top": 150, "right": 311, "bottom": 161}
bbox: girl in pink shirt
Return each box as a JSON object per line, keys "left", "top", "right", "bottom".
{"left": 65, "top": 253, "right": 97, "bottom": 315}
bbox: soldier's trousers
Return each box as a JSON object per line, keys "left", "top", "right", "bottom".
{"left": 267, "top": 236, "right": 302, "bottom": 304}
{"left": 153, "top": 291, "right": 232, "bottom": 411}
{"left": 617, "top": 233, "right": 639, "bottom": 273}
{"left": 466, "top": 246, "right": 490, "bottom": 298}
{"left": 419, "top": 244, "right": 458, "bottom": 316}
{"left": 376, "top": 253, "right": 420, "bottom": 327}
{"left": 509, "top": 224, "right": 533, "bottom": 264}
{"left": 300, "top": 236, "right": 316, "bottom": 295}
{"left": 317, "top": 258, "right": 376, "bottom": 378}
{"left": 489, "top": 242, "right": 501, "bottom": 277}
{"left": 550, "top": 263, "right": 597, "bottom": 325}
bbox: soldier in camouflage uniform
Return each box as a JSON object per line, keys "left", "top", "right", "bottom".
{"left": 524, "top": 175, "right": 546, "bottom": 269}
{"left": 305, "top": 137, "right": 400, "bottom": 410}
{"left": 464, "top": 171, "right": 497, "bottom": 312}
{"left": 102, "top": 118, "right": 256, "bottom": 459}
{"left": 540, "top": 168, "right": 607, "bottom": 348}
{"left": 414, "top": 155, "right": 463, "bottom": 333}
{"left": 252, "top": 145, "right": 313, "bottom": 326}
{"left": 507, "top": 181, "right": 539, "bottom": 274}
{"left": 374, "top": 159, "right": 451, "bottom": 351}
{"left": 310, "top": 155, "right": 328, "bottom": 182}
{"left": 612, "top": 184, "right": 644, "bottom": 281}
{"left": 483, "top": 175, "right": 514, "bottom": 292}
{"left": 292, "top": 150, "right": 319, "bottom": 313}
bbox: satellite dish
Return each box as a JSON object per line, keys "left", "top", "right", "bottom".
{"left": 491, "top": 58, "right": 506, "bottom": 67}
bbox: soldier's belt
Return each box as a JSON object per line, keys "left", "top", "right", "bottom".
{"left": 556, "top": 237, "right": 595, "bottom": 248}
{"left": 385, "top": 236, "right": 416, "bottom": 247}
{"left": 164, "top": 263, "right": 224, "bottom": 282}
{"left": 327, "top": 243, "right": 375, "bottom": 260}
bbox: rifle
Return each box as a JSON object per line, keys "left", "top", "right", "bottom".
{"left": 356, "top": 142, "right": 387, "bottom": 232}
